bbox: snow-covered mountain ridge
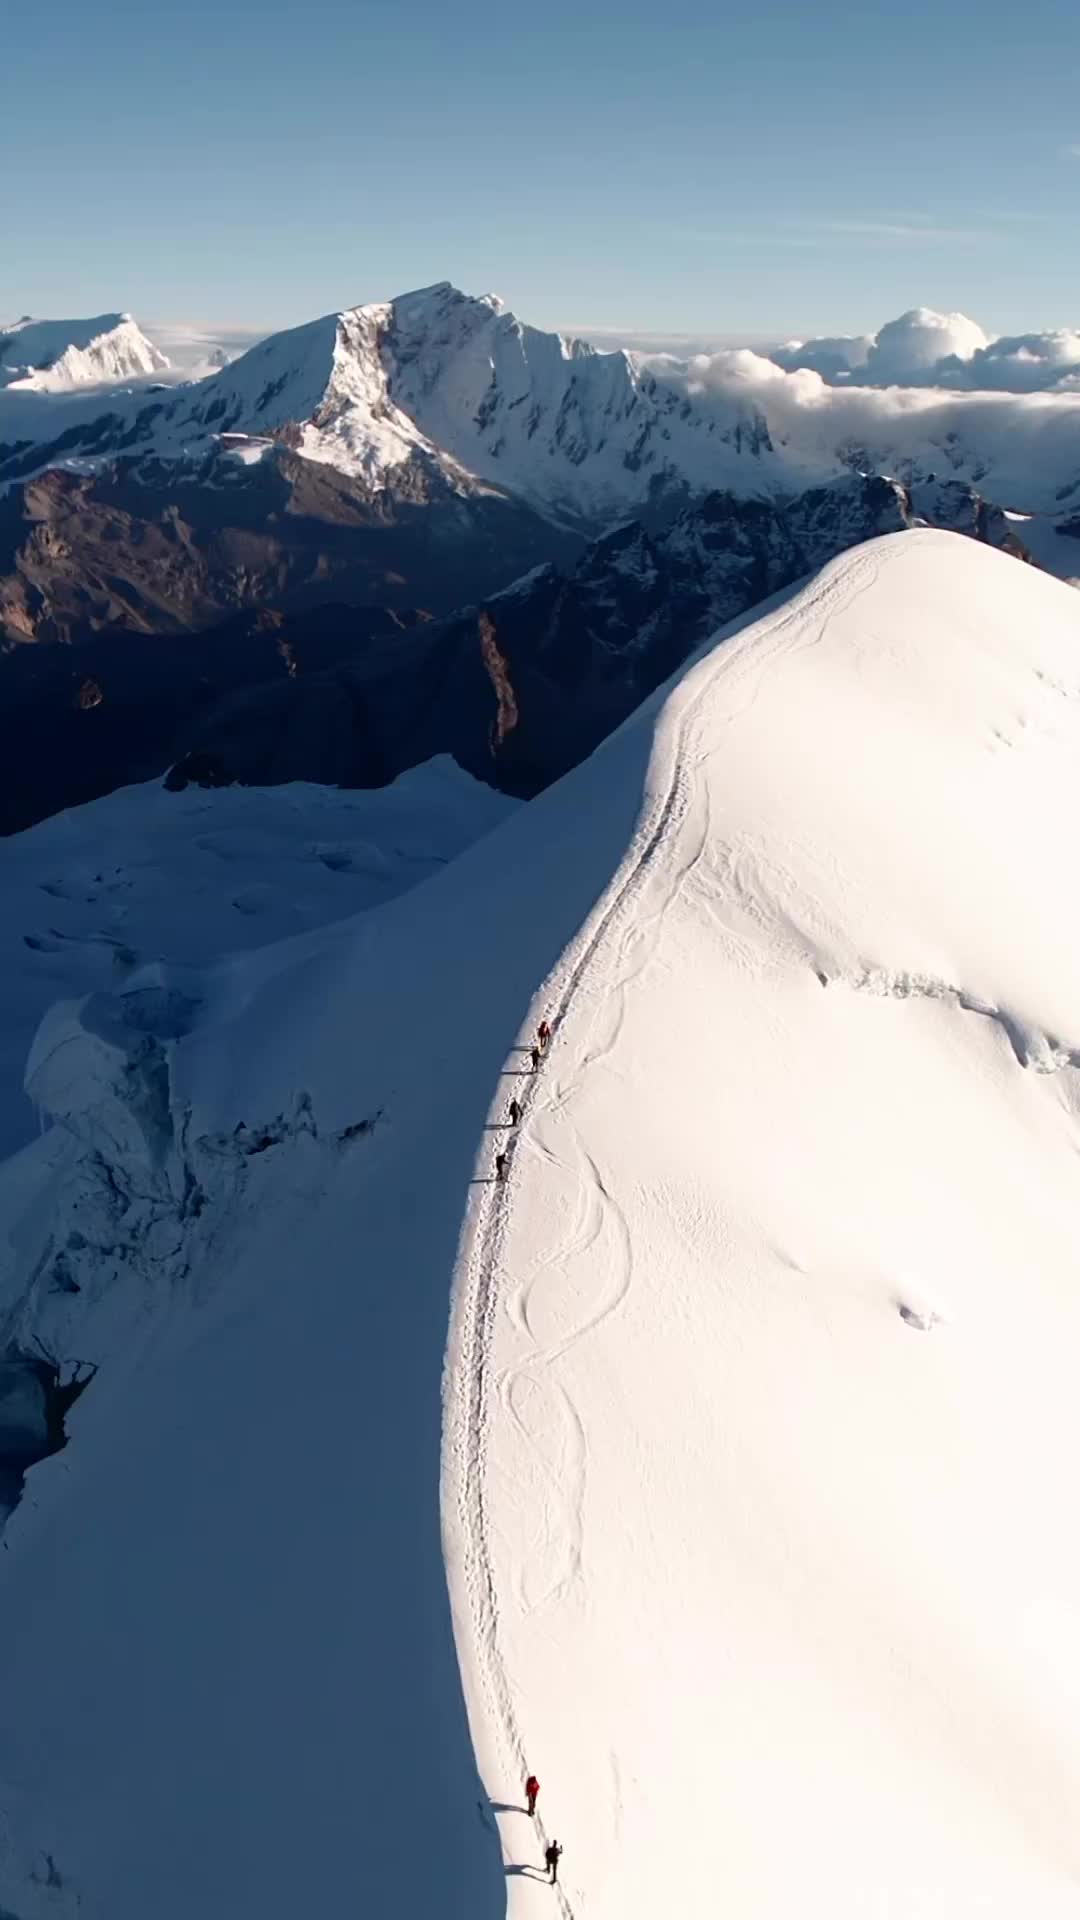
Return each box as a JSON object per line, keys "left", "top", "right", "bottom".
{"left": 0, "top": 314, "right": 168, "bottom": 392}
{"left": 5, "top": 282, "right": 1080, "bottom": 661}
{"left": 0, "top": 532, "right": 1078, "bottom": 1915}
{"left": 0, "top": 282, "right": 774, "bottom": 527}
{"left": 9, "top": 283, "right": 1080, "bottom": 525}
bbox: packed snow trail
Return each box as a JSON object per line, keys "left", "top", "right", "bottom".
{"left": 446, "top": 533, "right": 1080, "bottom": 1918}
{"left": 447, "top": 549, "right": 890, "bottom": 1907}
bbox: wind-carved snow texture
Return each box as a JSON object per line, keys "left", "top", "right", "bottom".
{"left": 824, "top": 968, "right": 1080, "bottom": 1074}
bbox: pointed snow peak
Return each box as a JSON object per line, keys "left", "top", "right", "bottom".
{"left": 390, "top": 280, "right": 505, "bottom": 338}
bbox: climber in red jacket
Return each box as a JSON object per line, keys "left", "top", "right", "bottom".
{"left": 525, "top": 1773, "right": 540, "bottom": 1817}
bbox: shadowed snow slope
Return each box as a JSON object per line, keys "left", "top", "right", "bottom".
{"left": 0, "top": 532, "right": 1079, "bottom": 1917}
{"left": 0, "top": 759, "right": 516, "bottom": 1160}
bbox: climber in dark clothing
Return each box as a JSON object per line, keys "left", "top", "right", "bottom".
{"left": 530, "top": 1046, "right": 541, "bottom": 1072}
{"left": 509, "top": 1098, "right": 522, "bottom": 1127}
{"left": 545, "top": 1840, "right": 562, "bottom": 1884}
{"left": 538, "top": 1019, "right": 551, "bottom": 1051}
{"left": 495, "top": 1152, "right": 508, "bottom": 1181}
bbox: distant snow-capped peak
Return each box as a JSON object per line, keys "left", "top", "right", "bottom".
{"left": 8, "top": 284, "right": 1080, "bottom": 525}
{"left": 168, "top": 280, "right": 773, "bottom": 525}
{"left": 0, "top": 312, "right": 170, "bottom": 391}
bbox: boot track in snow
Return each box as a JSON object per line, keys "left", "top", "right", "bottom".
{"left": 447, "top": 552, "right": 882, "bottom": 1909}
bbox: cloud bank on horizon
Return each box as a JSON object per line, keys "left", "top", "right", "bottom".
{"left": 601, "top": 306, "right": 1080, "bottom": 395}
{"left": 768, "top": 306, "right": 1080, "bottom": 393}
{"left": 143, "top": 319, "right": 270, "bottom": 378}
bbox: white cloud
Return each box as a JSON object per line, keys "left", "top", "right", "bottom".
{"left": 772, "top": 332, "right": 874, "bottom": 380}
{"left": 143, "top": 320, "right": 268, "bottom": 376}
{"left": 574, "top": 325, "right": 767, "bottom": 359}
{"left": 760, "top": 308, "right": 1080, "bottom": 395}
{"left": 944, "top": 329, "right": 1080, "bottom": 392}
{"left": 641, "top": 336, "right": 1080, "bottom": 516}
{"left": 819, "top": 220, "right": 990, "bottom": 243}
{"left": 865, "top": 307, "right": 991, "bottom": 381}
{"left": 578, "top": 302, "right": 1080, "bottom": 405}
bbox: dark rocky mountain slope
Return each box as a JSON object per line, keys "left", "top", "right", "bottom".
{"left": 0, "top": 447, "right": 583, "bottom": 644}
{"left": 164, "top": 476, "right": 1032, "bottom": 801}
{"left": 0, "top": 473, "right": 1023, "bottom": 835}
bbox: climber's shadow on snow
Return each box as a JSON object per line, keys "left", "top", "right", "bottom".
{"left": 505, "top": 1864, "right": 547, "bottom": 1880}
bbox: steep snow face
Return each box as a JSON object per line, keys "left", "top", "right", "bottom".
{"left": 0, "top": 284, "right": 785, "bottom": 516}
{"left": 153, "top": 294, "right": 503, "bottom": 493}
{"left": 0, "top": 314, "right": 169, "bottom": 391}
{"left": 0, "top": 533, "right": 1079, "bottom": 1916}
{"left": 381, "top": 282, "right": 747, "bottom": 525}
{"left": 164, "top": 309, "right": 345, "bottom": 436}
{"left": 159, "top": 281, "right": 776, "bottom": 521}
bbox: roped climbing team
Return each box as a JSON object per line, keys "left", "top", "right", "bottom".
{"left": 495, "top": 1019, "right": 550, "bottom": 1182}
{"left": 524, "top": 1772, "right": 562, "bottom": 1884}
{"left": 496, "top": 1032, "right": 565, "bottom": 1888}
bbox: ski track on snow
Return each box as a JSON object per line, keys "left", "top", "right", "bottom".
{"left": 449, "top": 544, "right": 893, "bottom": 1911}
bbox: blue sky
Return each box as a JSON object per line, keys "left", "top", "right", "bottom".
{"left": 4, "top": 0, "right": 1080, "bottom": 338}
